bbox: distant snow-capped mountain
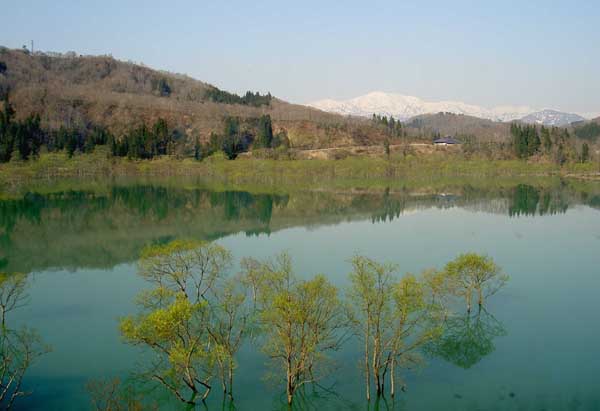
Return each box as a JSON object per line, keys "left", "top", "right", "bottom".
{"left": 308, "top": 92, "right": 586, "bottom": 125}
{"left": 520, "top": 109, "right": 585, "bottom": 127}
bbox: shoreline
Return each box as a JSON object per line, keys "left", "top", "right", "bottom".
{"left": 1, "top": 149, "right": 600, "bottom": 196}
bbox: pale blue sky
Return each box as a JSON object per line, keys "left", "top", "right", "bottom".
{"left": 2, "top": 0, "right": 599, "bottom": 115}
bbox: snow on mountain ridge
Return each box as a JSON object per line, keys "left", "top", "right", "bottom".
{"left": 520, "top": 109, "right": 585, "bottom": 127}
{"left": 308, "top": 92, "right": 541, "bottom": 123}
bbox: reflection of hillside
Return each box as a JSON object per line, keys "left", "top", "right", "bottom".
{"left": 0, "top": 182, "right": 598, "bottom": 273}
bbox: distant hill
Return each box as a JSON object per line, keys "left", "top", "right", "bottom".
{"left": 0, "top": 47, "right": 387, "bottom": 149}
{"left": 571, "top": 117, "right": 600, "bottom": 142}
{"left": 520, "top": 109, "right": 585, "bottom": 127}
{"left": 404, "top": 112, "right": 511, "bottom": 141}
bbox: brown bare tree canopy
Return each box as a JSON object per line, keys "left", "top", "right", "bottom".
{"left": 0, "top": 47, "right": 393, "bottom": 150}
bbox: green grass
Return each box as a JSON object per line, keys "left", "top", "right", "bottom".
{"left": 1, "top": 149, "right": 599, "bottom": 197}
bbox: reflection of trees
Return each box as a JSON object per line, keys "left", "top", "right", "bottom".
{"left": 0, "top": 181, "right": 595, "bottom": 273}
{"left": 370, "top": 183, "right": 575, "bottom": 223}
{"left": 371, "top": 188, "right": 407, "bottom": 223}
{"left": 426, "top": 309, "right": 506, "bottom": 369}
{"left": 209, "top": 190, "right": 288, "bottom": 224}
{"left": 509, "top": 184, "right": 568, "bottom": 217}
{"left": 587, "top": 194, "right": 600, "bottom": 210}
{"left": 0, "top": 272, "right": 50, "bottom": 410}
{"left": 0, "top": 187, "right": 289, "bottom": 272}
{"left": 86, "top": 377, "right": 159, "bottom": 411}
{"left": 0, "top": 187, "right": 290, "bottom": 238}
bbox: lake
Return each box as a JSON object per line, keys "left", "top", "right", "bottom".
{"left": 2, "top": 178, "right": 600, "bottom": 410}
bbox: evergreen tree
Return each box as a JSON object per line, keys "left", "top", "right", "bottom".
{"left": 511, "top": 124, "right": 541, "bottom": 159}
{"left": 255, "top": 115, "right": 273, "bottom": 149}
{"left": 65, "top": 129, "right": 79, "bottom": 158}
{"left": 194, "top": 138, "right": 202, "bottom": 160}
{"left": 224, "top": 116, "right": 239, "bottom": 139}
{"left": 152, "top": 118, "right": 169, "bottom": 156}
{"left": 0, "top": 97, "right": 16, "bottom": 162}
{"left": 541, "top": 126, "right": 552, "bottom": 152}
{"left": 555, "top": 144, "right": 566, "bottom": 165}
{"left": 155, "top": 78, "right": 171, "bottom": 97}
{"left": 384, "top": 137, "right": 390, "bottom": 158}
{"left": 212, "top": 117, "right": 244, "bottom": 159}
{"left": 526, "top": 125, "right": 540, "bottom": 156}
{"left": 581, "top": 143, "right": 590, "bottom": 163}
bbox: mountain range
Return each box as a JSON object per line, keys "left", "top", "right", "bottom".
{"left": 308, "top": 91, "right": 587, "bottom": 126}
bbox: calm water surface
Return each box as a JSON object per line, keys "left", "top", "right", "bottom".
{"left": 2, "top": 181, "right": 600, "bottom": 410}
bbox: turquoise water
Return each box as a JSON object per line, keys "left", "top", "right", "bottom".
{"left": 2, "top": 182, "right": 600, "bottom": 410}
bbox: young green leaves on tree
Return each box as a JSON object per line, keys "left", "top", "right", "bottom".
{"left": 245, "top": 253, "right": 345, "bottom": 405}
{"left": 443, "top": 253, "right": 508, "bottom": 312}
{"left": 346, "top": 257, "right": 445, "bottom": 400}
{"left": 120, "top": 240, "right": 233, "bottom": 406}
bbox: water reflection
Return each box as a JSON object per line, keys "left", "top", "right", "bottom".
{"left": 426, "top": 308, "right": 506, "bottom": 369}
{"left": 508, "top": 184, "right": 569, "bottom": 217}
{"left": 1, "top": 180, "right": 599, "bottom": 273}
{"left": 86, "top": 377, "right": 160, "bottom": 411}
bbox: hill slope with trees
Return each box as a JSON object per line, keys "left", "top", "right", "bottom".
{"left": 0, "top": 46, "right": 391, "bottom": 157}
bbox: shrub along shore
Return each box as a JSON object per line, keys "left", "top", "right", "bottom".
{"left": 1, "top": 147, "right": 599, "bottom": 195}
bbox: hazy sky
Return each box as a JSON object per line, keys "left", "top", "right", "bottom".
{"left": 2, "top": 0, "right": 600, "bottom": 116}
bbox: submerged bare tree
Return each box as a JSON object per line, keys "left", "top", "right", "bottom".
{"left": 120, "top": 240, "right": 232, "bottom": 406}
{"left": 207, "top": 274, "right": 254, "bottom": 398}
{"left": 247, "top": 253, "right": 346, "bottom": 406}
{"left": 346, "top": 256, "right": 396, "bottom": 400}
{"left": 137, "top": 239, "right": 232, "bottom": 302}
{"left": 0, "top": 272, "right": 50, "bottom": 410}
{"left": 444, "top": 253, "right": 508, "bottom": 312}
{"left": 346, "top": 258, "right": 446, "bottom": 400}
{"left": 386, "top": 272, "right": 445, "bottom": 397}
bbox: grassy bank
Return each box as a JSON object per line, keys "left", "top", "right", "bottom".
{"left": 1, "top": 148, "right": 600, "bottom": 196}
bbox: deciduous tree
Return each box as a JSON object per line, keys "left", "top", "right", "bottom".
{"left": 120, "top": 240, "right": 232, "bottom": 406}
{"left": 248, "top": 253, "right": 345, "bottom": 405}
{"left": 0, "top": 273, "right": 50, "bottom": 410}
{"left": 444, "top": 253, "right": 508, "bottom": 312}
{"left": 347, "top": 258, "right": 446, "bottom": 399}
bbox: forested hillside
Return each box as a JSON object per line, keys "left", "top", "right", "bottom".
{"left": 0, "top": 47, "right": 391, "bottom": 157}
{"left": 405, "top": 112, "right": 511, "bottom": 141}
{"left": 0, "top": 46, "right": 597, "bottom": 166}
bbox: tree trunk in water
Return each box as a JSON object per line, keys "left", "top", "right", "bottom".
{"left": 186, "top": 391, "right": 197, "bottom": 409}
{"left": 390, "top": 357, "right": 395, "bottom": 398}
{"left": 221, "top": 370, "right": 226, "bottom": 394}
{"left": 228, "top": 361, "right": 234, "bottom": 399}
{"left": 365, "top": 323, "right": 371, "bottom": 401}
{"left": 466, "top": 289, "right": 472, "bottom": 313}
{"left": 373, "top": 329, "right": 381, "bottom": 396}
{"left": 286, "top": 360, "right": 293, "bottom": 405}
{"left": 478, "top": 288, "right": 483, "bottom": 308}
{"left": 201, "top": 386, "right": 211, "bottom": 401}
